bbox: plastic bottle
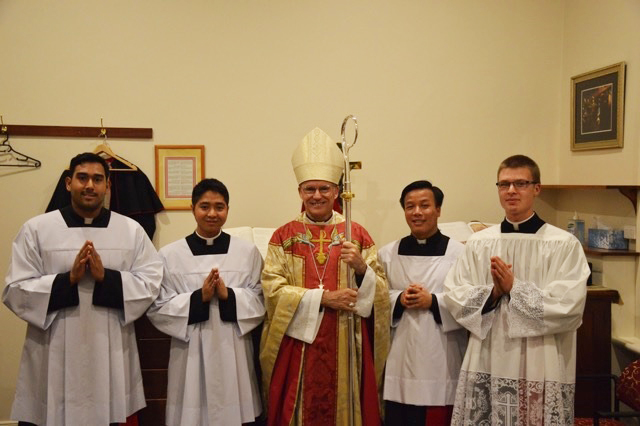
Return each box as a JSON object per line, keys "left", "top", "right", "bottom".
{"left": 568, "top": 212, "right": 585, "bottom": 244}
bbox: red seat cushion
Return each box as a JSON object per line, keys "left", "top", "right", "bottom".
{"left": 617, "top": 359, "right": 640, "bottom": 410}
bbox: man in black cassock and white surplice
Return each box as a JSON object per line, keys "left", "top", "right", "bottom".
{"left": 378, "top": 180, "right": 467, "bottom": 426}
{"left": 3, "top": 152, "right": 163, "bottom": 426}
{"left": 444, "top": 155, "right": 589, "bottom": 425}
{"left": 147, "top": 178, "right": 265, "bottom": 425}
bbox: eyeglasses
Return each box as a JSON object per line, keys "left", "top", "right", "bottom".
{"left": 300, "top": 185, "right": 336, "bottom": 195}
{"left": 496, "top": 180, "right": 538, "bottom": 190}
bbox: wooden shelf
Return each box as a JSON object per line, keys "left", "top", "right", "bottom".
{"left": 583, "top": 246, "right": 639, "bottom": 257}
{"left": 542, "top": 185, "right": 640, "bottom": 190}
{"left": 586, "top": 287, "right": 621, "bottom": 302}
{"left": 542, "top": 184, "right": 639, "bottom": 212}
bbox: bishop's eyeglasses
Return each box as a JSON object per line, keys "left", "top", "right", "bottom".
{"left": 496, "top": 180, "right": 538, "bottom": 191}
{"left": 300, "top": 184, "right": 336, "bottom": 195}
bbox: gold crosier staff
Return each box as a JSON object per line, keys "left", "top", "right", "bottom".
{"left": 340, "top": 115, "right": 358, "bottom": 426}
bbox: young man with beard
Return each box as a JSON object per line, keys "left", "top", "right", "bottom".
{"left": 3, "top": 152, "right": 163, "bottom": 425}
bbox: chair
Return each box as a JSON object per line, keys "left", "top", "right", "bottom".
{"left": 574, "top": 358, "right": 640, "bottom": 425}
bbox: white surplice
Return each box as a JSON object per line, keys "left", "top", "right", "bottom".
{"left": 379, "top": 234, "right": 467, "bottom": 407}
{"left": 3, "top": 209, "right": 163, "bottom": 426}
{"left": 444, "top": 220, "right": 589, "bottom": 425}
{"left": 147, "top": 232, "right": 265, "bottom": 426}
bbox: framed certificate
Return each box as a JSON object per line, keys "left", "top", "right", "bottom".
{"left": 155, "top": 145, "right": 205, "bottom": 210}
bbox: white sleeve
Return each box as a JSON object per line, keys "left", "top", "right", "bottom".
{"left": 506, "top": 240, "right": 589, "bottom": 338}
{"left": 232, "top": 246, "right": 266, "bottom": 336}
{"left": 146, "top": 259, "right": 194, "bottom": 342}
{"left": 444, "top": 244, "right": 496, "bottom": 339}
{"left": 354, "top": 265, "right": 376, "bottom": 318}
{"left": 389, "top": 289, "right": 403, "bottom": 327}
{"left": 2, "top": 224, "right": 59, "bottom": 330}
{"left": 433, "top": 292, "right": 463, "bottom": 333}
{"left": 285, "top": 288, "right": 325, "bottom": 343}
{"left": 120, "top": 225, "right": 163, "bottom": 325}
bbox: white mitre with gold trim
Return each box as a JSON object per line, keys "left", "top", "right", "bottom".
{"left": 291, "top": 127, "right": 343, "bottom": 185}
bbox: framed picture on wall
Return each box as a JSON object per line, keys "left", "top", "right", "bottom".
{"left": 571, "top": 62, "right": 625, "bottom": 151}
{"left": 155, "top": 145, "right": 205, "bottom": 210}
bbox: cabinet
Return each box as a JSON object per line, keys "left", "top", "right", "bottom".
{"left": 539, "top": 185, "right": 638, "bottom": 417}
{"left": 575, "top": 288, "right": 620, "bottom": 417}
{"left": 134, "top": 315, "right": 170, "bottom": 425}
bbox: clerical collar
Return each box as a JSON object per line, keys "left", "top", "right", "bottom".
{"left": 60, "top": 205, "right": 111, "bottom": 228}
{"left": 186, "top": 231, "right": 231, "bottom": 256}
{"left": 195, "top": 229, "right": 222, "bottom": 246}
{"left": 500, "top": 213, "right": 545, "bottom": 234}
{"left": 398, "top": 230, "right": 449, "bottom": 256}
{"left": 304, "top": 212, "right": 335, "bottom": 225}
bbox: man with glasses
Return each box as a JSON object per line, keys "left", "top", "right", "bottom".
{"left": 260, "top": 128, "right": 390, "bottom": 425}
{"left": 444, "top": 155, "right": 589, "bottom": 425}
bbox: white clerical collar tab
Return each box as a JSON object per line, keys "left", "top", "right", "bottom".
{"left": 196, "top": 230, "right": 222, "bottom": 246}
{"left": 305, "top": 212, "right": 335, "bottom": 225}
{"left": 416, "top": 238, "right": 427, "bottom": 245}
{"left": 84, "top": 217, "right": 93, "bottom": 225}
{"left": 506, "top": 213, "right": 535, "bottom": 231}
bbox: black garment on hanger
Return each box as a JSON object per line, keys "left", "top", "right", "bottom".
{"left": 45, "top": 159, "right": 164, "bottom": 239}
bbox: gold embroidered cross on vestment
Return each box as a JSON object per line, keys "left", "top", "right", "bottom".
{"left": 310, "top": 230, "right": 332, "bottom": 265}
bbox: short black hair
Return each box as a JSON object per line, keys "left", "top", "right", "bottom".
{"left": 497, "top": 155, "right": 541, "bottom": 183}
{"left": 192, "top": 178, "right": 230, "bottom": 206}
{"left": 399, "top": 180, "right": 444, "bottom": 208}
{"left": 69, "top": 152, "right": 110, "bottom": 180}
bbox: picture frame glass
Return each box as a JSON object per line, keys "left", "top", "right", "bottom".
{"left": 571, "top": 62, "right": 625, "bottom": 151}
{"left": 155, "top": 145, "right": 205, "bottom": 210}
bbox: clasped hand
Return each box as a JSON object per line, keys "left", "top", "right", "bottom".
{"left": 202, "top": 268, "right": 228, "bottom": 302}
{"left": 70, "top": 240, "right": 105, "bottom": 285}
{"left": 490, "top": 256, "right": 514, "bottom": 299}
{"left": 400, "top": 283, "right": 432, "bottom": 309}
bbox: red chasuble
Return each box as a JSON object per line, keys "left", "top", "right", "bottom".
{"left": 261, "top": 214, "right": 389, "bottom": 426}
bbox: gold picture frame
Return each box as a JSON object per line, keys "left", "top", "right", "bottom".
{"left": 571, "top": 62, "right": 625, "bottom": 151}
{"left": 155, "top": 145, "right": 205, "bottom": 210}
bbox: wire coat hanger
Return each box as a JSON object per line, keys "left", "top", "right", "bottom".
{"left": 0, "top": 119, "right": 42, "bottom": 168}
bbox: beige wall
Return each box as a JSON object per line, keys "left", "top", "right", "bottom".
{"left": 553, "top": 0, "right": 640, "bottom": 352}
{"left": 0, "top": 0, "right": 638, "bottom": 421}
{"left": 556, "top": 0, "right": 640, "bottom": 185}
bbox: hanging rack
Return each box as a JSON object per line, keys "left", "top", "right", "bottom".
{"left": 0, "top": 123, "right": 152, "bottom": 139}
{"left": 0, "top": 118, "right": 42, "bottom": 168}
{"left": 93, "top": 118, "right": 138, "bottom": 171}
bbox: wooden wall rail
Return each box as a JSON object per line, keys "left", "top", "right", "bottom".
{"left": 1, "top": 124, "right": 153, "bottom": 139}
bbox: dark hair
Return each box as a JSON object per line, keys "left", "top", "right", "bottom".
{"left": 399, "top": 180, "right": 444, "bottom": 208}
{"left": 497, "top": 155, "right": 541, "bottom": 183}
{"left": 192, "top": 178, "right": 230, "bottom": 206}
{"left": 69, "top": 152, "right": 110, "bottom": 180}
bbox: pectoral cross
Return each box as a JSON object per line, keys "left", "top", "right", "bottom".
{"left": 311, "top": 230, "right": 331, "bottom": 265}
